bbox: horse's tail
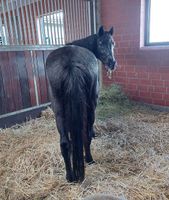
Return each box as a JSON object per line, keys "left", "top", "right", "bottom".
{"left": 63, "top": 64, "right": 88, "bottom": 182}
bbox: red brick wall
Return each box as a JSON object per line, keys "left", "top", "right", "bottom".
{"left": 101, "top": 0, "right": 169, "bottom": 106}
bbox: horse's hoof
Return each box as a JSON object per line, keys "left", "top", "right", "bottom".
{"left": 85, "top": 156, "right": 95, "bottom": 165}
{"left": 87, "top": 160, "right": 96, "bottom": 165}
{"left": 66, "top": 172, "right": 84, "bottom": 183}
{"left": 66, "top": 176, "right": 74, "bottom": 182}
{"left": 66, "top": 172, "right": 75, "bottom": 182}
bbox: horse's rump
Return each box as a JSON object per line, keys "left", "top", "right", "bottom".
{"left": 46, "top": 46, "right": 98, "bottom": 94}
{"left": 46, "top": 46, "right": 98, "bottom": 108}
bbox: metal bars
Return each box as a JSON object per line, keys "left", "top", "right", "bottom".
{"left": 0, "top": 0, "right": 92, "bottom": 49}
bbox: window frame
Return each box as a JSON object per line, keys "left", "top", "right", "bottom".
{"left": 145, "top": 0, "right": 169, "bottom": 46}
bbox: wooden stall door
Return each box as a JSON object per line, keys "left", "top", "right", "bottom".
{"left": 0, "top": 50, "right": 50, "bottom": 117}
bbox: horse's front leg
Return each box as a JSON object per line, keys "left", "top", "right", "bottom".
{"left": 53, "top": 97, "right": 74, "bottom": 182}
{"left": 83, "top": 134, "right": 94, "bottom": 164}
{"left": 84, "top": 83, "right": 99, "bottom": 164}
{"left": 84, "top": 105, "right": 96, "bottom": 164}
{"left": 89, "top": 79, "right": 99, "bottom": 139}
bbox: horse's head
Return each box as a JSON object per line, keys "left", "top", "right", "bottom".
{"left": 96, "top": 26, "right": 117, "bottom": 77}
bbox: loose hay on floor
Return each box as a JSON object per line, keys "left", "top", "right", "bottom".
{"left": 1, "top": 107, "right": 169, "bottom": 200}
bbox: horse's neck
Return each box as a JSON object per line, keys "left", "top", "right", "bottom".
{"left": 68, "top": 34, "right": 98, "bottom": 58}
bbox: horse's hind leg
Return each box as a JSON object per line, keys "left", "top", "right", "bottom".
{"left": 52, "top": 97, "right": 74, "bottom": 182}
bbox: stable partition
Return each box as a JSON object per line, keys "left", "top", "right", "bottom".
{"left": 0, "top": 0, "right": 95, "bottom": 127}
{"left": 0, "top": 50, "right": 51, "bottom": 127}
{"left": 0, "top": 50, "right": 50, "bottom": 115}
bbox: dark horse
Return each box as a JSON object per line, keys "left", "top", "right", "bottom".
{"left": 46, "top": 26, "right": 116, "bottom": 182}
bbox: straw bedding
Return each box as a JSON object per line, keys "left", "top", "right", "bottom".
{"left": 1, "top": 107, "right": 169, "bottom": 200}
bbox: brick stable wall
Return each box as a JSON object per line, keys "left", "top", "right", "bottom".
{"left": 101, "top": 0, "right": 169, "bottom": 106}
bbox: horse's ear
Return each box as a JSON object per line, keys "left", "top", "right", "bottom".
{"left": 98, "top": 26, "right": 104, "bottom": 36}
{"left": 109, "top": 26, "right": 114, "bottom": 35}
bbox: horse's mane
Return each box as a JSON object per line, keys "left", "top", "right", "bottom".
{"left": 66, "top": 34, "right": 98, "bottom": 58}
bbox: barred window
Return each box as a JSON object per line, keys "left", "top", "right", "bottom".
{"left": 37, "top": 11, "right": 64, "bottom": 45}
{"left": 0, "top": 0, "right": 92, "bottom": 49}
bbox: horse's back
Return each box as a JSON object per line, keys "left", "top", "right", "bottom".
{"left": 46, "top": 45, "right": 98, "bottom": 72}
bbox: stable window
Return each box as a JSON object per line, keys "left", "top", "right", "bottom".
{"left": 37, "top": 11, "right": 65, "bottom": 45}
{"left": 145, "top": 0, "right": 169, "bottom": 46}
{"left": 0, "top": 0, "right": 66, "bottom": 47}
